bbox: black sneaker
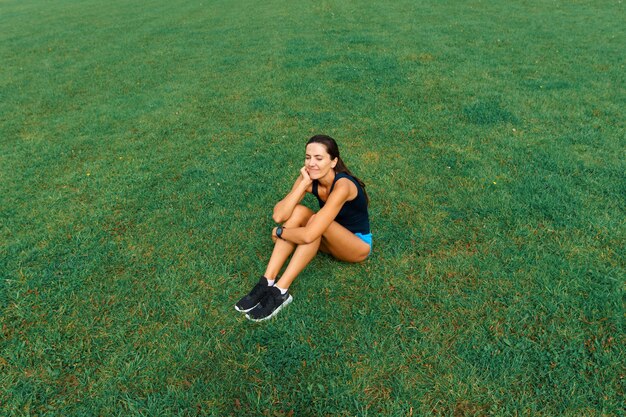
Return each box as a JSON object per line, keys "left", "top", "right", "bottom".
{"left": 235, "top": 276, "right": 272, "bottom": 313}
{"left": 246, "top": 286, "right": 293, "bottom": 322}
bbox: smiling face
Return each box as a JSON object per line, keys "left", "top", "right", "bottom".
{"left": 305, "top": 143, "right": 337, "bottom": 180}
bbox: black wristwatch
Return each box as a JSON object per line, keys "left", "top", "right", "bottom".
{"left": 276, "top": 226, "right": 284, "bottom": 239}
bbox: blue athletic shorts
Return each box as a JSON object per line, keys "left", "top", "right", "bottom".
{"left": 355, "top": 232, "right": 372, "bottom": 255}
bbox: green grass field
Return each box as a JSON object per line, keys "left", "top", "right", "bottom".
{"left": 1, "top": 0, "right": 624, "bottom": 415}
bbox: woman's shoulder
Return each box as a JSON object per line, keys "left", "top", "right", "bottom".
{"left": 333, "top": 175, "right": 358, "bottom": 200}
{"left": 335, "top": 173, "right": 359, "bottom": 189}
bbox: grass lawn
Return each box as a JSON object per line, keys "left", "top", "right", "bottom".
{"left": 1, "top": 0, "right": 624, "bottom": 415}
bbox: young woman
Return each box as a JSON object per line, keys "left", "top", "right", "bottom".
{"left": 235, "top": 135, "right": 371, "bottom": 321}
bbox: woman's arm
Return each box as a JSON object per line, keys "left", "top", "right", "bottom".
{"left": 272, "top": 167, "right": 312, "bottom": 223}
{"left": 276, "top": 179, "right": 354, "bottom": 244}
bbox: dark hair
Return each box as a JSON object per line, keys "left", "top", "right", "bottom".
{"left": 306, "top": 134, "right": 369, "bottom": 205}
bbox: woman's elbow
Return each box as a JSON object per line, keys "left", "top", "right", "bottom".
{"left": 272, "top": 206, "right": 286, "bottom": 223}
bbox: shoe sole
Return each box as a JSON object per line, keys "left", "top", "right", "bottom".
{"left": 245, "top": 295, "right": 293, "bottom": 322}
{"left": 234, "top": 303, "right": 259, "bottom": 313}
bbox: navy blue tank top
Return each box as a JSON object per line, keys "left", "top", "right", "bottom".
{"left": 312, "top": 172, "right": 370, "bottom": 234}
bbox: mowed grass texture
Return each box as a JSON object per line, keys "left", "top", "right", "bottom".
{"left": 1, "top": 0, "right": 624, "bottom": 415}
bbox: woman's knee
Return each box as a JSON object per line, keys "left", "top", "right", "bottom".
{"left": 284, "top": 205, "right": 314, "bottom": 227}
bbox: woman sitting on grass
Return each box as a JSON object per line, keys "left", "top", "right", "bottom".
{"left": 235, "top": 134, "right": 371, "bottom": 321}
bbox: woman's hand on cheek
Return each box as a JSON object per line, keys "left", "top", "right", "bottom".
{"left": 300, "top": 166, "right": 312, "bottom": 185}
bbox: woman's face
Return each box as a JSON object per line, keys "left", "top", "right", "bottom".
{"left": 305, "top": 143, "right": 337, "bottom": 180}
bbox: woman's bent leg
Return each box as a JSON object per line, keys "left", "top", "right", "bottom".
{"left": 319, "top": 222, "right": 371, "bottom": 262}
{"left": 264, "top": 205, "right": 313, "bottom": 279}
{"left": 275, "top": 214, "right": 323, "bottom": 289}
{"left": 275, "top": 237, "right": 321, "bottom": 289}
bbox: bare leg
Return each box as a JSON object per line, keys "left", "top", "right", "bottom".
{"left": 275, "top": 236, "right": 321, "bottom": 289}
{"left": 264, "top": 240, "right": 295, "bottom": 280}
{"left": 277, "top": 219, "right": 370, "bottom": 289}
{"left": 263, "top": 205, "right": 313, "bottom": 279}
{"left": 316, "top": 222, "right": 370, "bottom": 262}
